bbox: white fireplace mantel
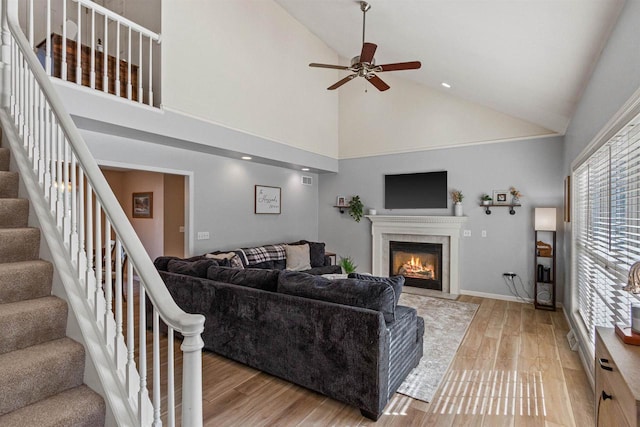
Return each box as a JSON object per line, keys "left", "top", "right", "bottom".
{"left": 367, "top": 215, "right": 468, "bottom": 295}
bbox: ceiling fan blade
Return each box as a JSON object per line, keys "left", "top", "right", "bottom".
{"left": 366, "top": 74, "right": 390, "bottom": 91}
{"left": 327, "top": 74, "right": 357, "bottom": 90}
{"left": 360, "top": 42, "right": 377, "bottom": 64}
{"left": 309, "top": 63, "right": 350, "bottom": 70}
{"left": 377, "top": 61, "right": 422, "bottom": 72}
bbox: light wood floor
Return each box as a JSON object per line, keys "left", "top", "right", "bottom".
{"left": 139, "top": 294, "right": 594, "bottom": 426}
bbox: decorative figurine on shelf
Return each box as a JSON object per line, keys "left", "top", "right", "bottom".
{"left": 451, "top": 190, "right": 464, "bottom": 216}
{"left": 615, "top": 261, "right": 640, "bottom": 345}
{"left": 510, "top": 187, "right": 522, "bottom": 205}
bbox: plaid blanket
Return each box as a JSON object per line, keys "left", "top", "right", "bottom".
{"left": 239, "top": 244, "right": 286, "bottom": 266}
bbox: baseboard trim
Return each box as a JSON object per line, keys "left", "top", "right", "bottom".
{"left": 459, "top": 289, "right": 563, "bottom": 308}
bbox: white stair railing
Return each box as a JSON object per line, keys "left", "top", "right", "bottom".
{"left": 26, "top": 0, "right": 160, "bottom": 106}
{"left": 0, "top": 0, "right": 203, "bottom": 425}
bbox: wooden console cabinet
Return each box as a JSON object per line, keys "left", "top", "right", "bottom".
{"left": 36, "top": 33, "right": 138, "bottom": 101}
{"left": 595, "top": 327, "right": 640, "bottom": 426}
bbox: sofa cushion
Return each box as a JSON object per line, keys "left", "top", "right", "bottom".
{"left": 205, "top": 252, "right": 245, "bottom": 269}
{"left": 289, "top": 240, "right": 326, "bottom": 267}
{"left": 154, "top": 255, "right": 207, "bottom": 271}
{"left": 348, "top": 273, "right": 405, "bottom": 308}
{"left": 249, "top": 259, "right": 287, "bottom": 270}
{"left": 166, "top": 258, "right": 218, "bottom": 278}
{"left": 278, "top": 271, "right": 396, "bottom": 323}
{"left": 285, "top": 244, "right": 312, "bottom": 271}
{"left": 206, "top": 266, "right": 280, "bottom": 292}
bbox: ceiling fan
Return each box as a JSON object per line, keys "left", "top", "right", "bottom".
{"left": 309, "top": 1, "right": 421, "bottom": 92}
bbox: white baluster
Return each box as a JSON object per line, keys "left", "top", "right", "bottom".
{"left": 90, "top": 9, "right": 95, "bottom": 89}
{"left": 70, "top": 153, "right": 78, "bottom": 258}
{"left": 103, "top": 14, "right": 108, "bottom": 93}
{"left": 78, "top": 168, "right": 86, "bottom": 278}
{"left": 45, "top": 0, "right": 51, "bottom": 75}
{"left": 167, "top": 327, "right": 175, "bottom": 427}
{"left": 139, "top": 286, "right": 149, "bottom": 425}
{"left": 86, "top": 186, "right": 94, "bottom": 299}
{"left": 148, "top": 38, "right": 153, "bottom": 106}
{"left": 127, "top": 27, "right": 131, "bottom": 100}
{"left": 114, "top": 239, "right": 123, "bottom": 368}
{"left": 49, "top": 115, "right": 57, "bottom": 210}
{"left": 115, "top": 23, "right": 120, "bottom": 97}
{"left": 55, "top": 127, "right": 63, "bottom": 228}
{"left": 76, "top": 2, "right": 81, "bottom": 85}
{"left": 63, "top": 138, "right": 70, "bottom": 242}
{"left": 138, "top": 32, "right": 142, "bottom": 103}
{"left": 153, "top": 308, "right": 162, "bottom": 426}
{"left": 27, "top": 0, "right": 33, "bottom": 49}
{"left": 126, "top": 261, "right": 136, "bottom": 397}
{"left": 95, "top": 201, "right": 102, "bottom": 321}
{"left": 61, "top": 0, "right": 67, "bottom": 81}
{"left": 104, "top": 219, "right": 113, "bottom": 342}
{"left": 43, "top": 104, "right": 51, "bottom": 195}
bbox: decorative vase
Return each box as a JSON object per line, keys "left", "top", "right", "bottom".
{"left": 454, "top": 202, "right": 463, "bottom": 217}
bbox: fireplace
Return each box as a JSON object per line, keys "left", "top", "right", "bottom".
{"left": 389, "top": 241, "right": 443, "bottom": 290}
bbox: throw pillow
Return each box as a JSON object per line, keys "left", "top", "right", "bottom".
{"left": 288, "top": 240, "right": 326, "bottom": 267}
{"left": 277, "top": 271, "right": 396, "bottom": 323}
{"left": 205, "top": 252, "right": 245, "bottom": 269}
{"left": 206, "top": 266, "right": 280, "bottom": 292}
{"left": 285, "top": 244, "right": 312, "bottom": 271}
{"left": 348, "top": 273, "right": 405, "bottom": 309}
{"left": 154, "top": 255, "right": 206, "bottom": 271}
{"left": 166, "top": 259, "right": 218, "bottom": 278}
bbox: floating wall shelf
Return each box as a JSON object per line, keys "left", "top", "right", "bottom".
{"left": 480, "top": 204, "right": 521, "bottom": 215}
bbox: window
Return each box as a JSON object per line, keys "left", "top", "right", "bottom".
{"left": 574, "top": 113, "right": 640, "bottom": 346}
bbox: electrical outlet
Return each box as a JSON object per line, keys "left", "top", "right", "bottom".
{"left": 481, "top": 230, "right": 487, "bottom": 237}
{"left": 197, "top": 231, "right": 210, "bottom": 240}
{"left": 463, "top": 230, "right": 471, "bottom": 237}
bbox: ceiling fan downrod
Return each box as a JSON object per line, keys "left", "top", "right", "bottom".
{"left": 361, "top": 1, "right": 371, "bottom": 46}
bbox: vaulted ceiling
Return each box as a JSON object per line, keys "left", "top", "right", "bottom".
{"left": 275, "top": 0, "right": 624, "bottom": 134}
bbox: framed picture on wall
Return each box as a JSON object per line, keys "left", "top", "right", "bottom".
{"left": 132, "top": 192, "right": 153, "bottom": 218}
{"left": 492, "top": 190, "right": 509, "bottom": 205}
{"left": 255, "top": 185, "right": 281, "bottom": 214}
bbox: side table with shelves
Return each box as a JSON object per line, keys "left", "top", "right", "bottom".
{"left": 534, "top": 230, "right": 556, "bottom": 310}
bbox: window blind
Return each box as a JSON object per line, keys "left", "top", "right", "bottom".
{"left": 575, "top": 113, "right": 640, "bottom": 345}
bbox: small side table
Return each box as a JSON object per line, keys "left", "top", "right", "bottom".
{"left": 325, "top": 251, "right": 337, "bottom": 265}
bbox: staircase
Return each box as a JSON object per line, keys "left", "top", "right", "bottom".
{"left": 0, "top": 134, "right": 106, "bottom": 426}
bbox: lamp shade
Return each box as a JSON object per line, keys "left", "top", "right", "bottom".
{"left": 535, "top": 208, "right": 557, "bottom": 231}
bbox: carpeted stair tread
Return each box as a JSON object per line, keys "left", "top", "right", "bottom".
{"left": 0, "top": 296, "right": 68, "bottom": 355}
{"left": 0, "top": 171, "right": 18, "bottom": 198}
{"left": 0, "top": 337, "right": 85, "bottom": 416}
{"left": 0, "top": 228, "right": 40, "bottom": 263}
{"left": 0, "top": 198, "right": 28, "bottom": 228}
{"left": 0, "top": 384, "right": 105, "bottom": 427}
{"left": 0, "top": 260, "right": 52, "bottom": 303}
{"left": 0, "top": 147, "right": 9, "bottom": 171}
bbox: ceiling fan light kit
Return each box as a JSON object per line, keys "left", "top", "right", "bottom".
{"left": 309, "top": 1, "right": 421, "bottom": 92}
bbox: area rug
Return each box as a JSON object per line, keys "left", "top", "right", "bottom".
{"left": 396, "top": 293, "right": 478, "bottom": 402}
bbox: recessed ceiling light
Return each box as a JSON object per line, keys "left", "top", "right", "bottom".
{"left": 302, "top": 168, "right": 310, "bottom": 171}
{"left": 241, "top": 156, "right": 252, "bottom": 160}
{"left": 441, "top": 82, "right": 451, "bottom": 89}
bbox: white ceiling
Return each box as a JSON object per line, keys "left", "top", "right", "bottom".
{"left": 275, "top": 0, "right": 624, "bottom": 134}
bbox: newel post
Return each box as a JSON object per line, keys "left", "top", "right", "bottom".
{"left": 0, "top": 0, "right": 12, "bottom": 108}
{"left": 180, "top": 331, "right": 204, "bottom": 427}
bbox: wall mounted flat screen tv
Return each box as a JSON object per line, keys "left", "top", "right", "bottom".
{"left": 385, "top": 171, "right": 448, "bottom": 209}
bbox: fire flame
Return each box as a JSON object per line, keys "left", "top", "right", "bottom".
{"left": 398, "top": 255, "right": 435, "bottom": 279}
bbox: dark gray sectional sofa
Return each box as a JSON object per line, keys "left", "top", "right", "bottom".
{"left": 154, "top": 257, "right": 424, "bottom": 420}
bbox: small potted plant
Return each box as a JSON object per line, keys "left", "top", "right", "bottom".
{"left": 481, "top": 194, "right": 492, "bottom": 205}
{"left": 348, "top": 195, "right": 364, "bottom": 222}
{"left": 510, "top": 187, "right": 523, "bottom": 205}
{"left": 339, "top": 256, "right": 357, "bottom": 274}
{"left": 451, "top": 190, "right": 464, "bottom": 216}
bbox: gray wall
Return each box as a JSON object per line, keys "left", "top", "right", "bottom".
{"left": 81, "top": 130, "right": 320, "bottom": 255}
{"left": 563, "top": 2, "right": 640, "bottom": 316}
{"left": 319, "top": 136, "right": 565, "bottom": 301}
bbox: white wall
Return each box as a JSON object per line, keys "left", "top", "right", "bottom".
{"left": 319, "top": 136, "right": 564, "bottom": 302}
{"left": 339, "top": 72, "right": 555, "bottom": 159}
{"left": 161, "top": 0, "right": 340, "bottom": 158}
{"left": 83, "top": 129, "right": 320, "bottom": 255}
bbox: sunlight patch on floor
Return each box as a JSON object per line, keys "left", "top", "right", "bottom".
{"left": 430, "top": 369, "right": 547, "bottom": 417}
